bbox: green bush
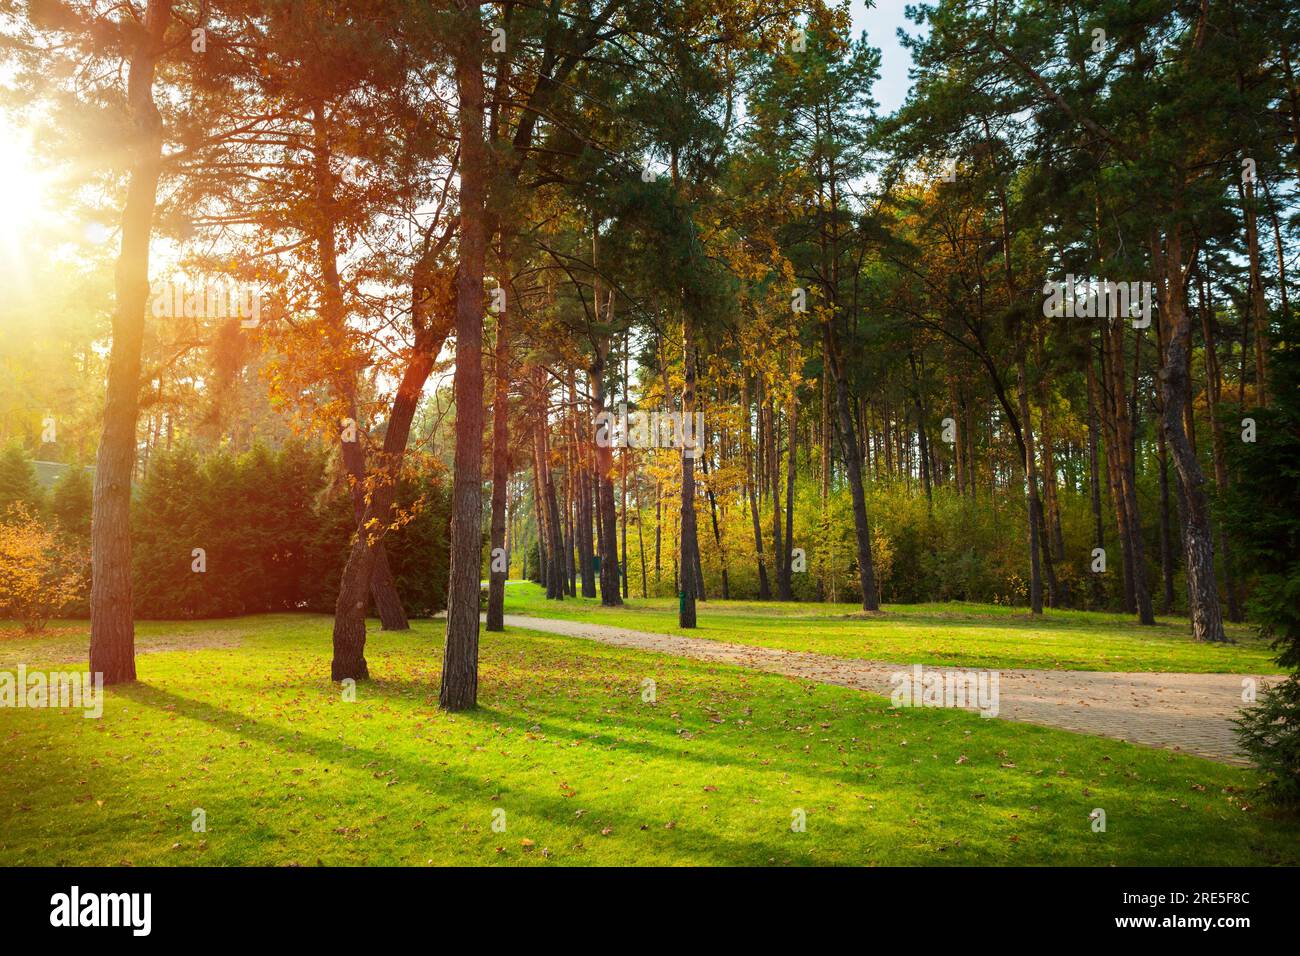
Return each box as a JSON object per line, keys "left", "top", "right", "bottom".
{"left": 131, "top": 441, "right": 450, "bottom": 619}
{"left": 49, "top": 465, "right": 93, "bottom": 540}
{"left": 384, "top": 470, "right": 452, "bottom": 617}
{"left": 1235, "top": 676, "right": 1300, "bottom": 805}
{"left": 1225, "top": 317, "right": 1300, "bottom": 800}
{"left": 0, "top": 444, "right": 43, "bottom": 517}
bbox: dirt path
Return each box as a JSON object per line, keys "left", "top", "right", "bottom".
{"left": 0, "top": 627, "right": 246, "bottom": 669}
{"left": 499, "top": 614, "right": 1273, "bottom": 765}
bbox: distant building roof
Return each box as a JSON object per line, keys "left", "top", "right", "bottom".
{"left": 32, "top": 460, "right": 95, "bottom": 491}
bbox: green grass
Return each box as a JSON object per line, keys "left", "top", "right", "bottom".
{"left": 1, "top": 613, "right": 1295, "bottom": 866}
{"left": 503, "top": 583, "right": 1283, "bottom": 674}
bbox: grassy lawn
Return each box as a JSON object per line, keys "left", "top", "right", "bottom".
{"left": 502, "top": 583, "right": 1282, "bottom": 674}
{"left": 1, "top": 613, "right": 1296, "bottom": 866}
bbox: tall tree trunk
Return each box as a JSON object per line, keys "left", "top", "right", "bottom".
{"left": 817, "top": 347, "right": 831, "bottom": 601}
{"left": 770, "top": 396, "right": 786, "bottom": 601}
{"left": 909, "top": 351, "right": 932, "bottom": 503}
{"left": 571, "top": 372, "right": 596, "bottom": 597}
{"left": 331, "top": 310, "right": 441, "bottom": 678}
{"left": 1155, "top": 423, "right": 1176, "bottom": 614}
{"left": 565, "top": 445, "right": 577, "bottom": 596}
{"left": 700, "top": 431, "right": 730, "bottom": 600}
{"left": 1238, "top": 177, "right": 1269, "bottom": 404}
{"left": 531, "top": 373, "right": 564, "bottom": 600}
{"left": 1158, "top": 224, "right": 1226, "bottom": 642}
{"left": 824, "top": 320, "right": 879, "bottom": 610}
{"left": 679, "top": 312, "right": 699, "bottom": 627}
{"left": 485, "top": 264, "right": 512, "bottom": 630}
{"left": 1261, "top": 175, "right": 1291, "bottom": 322}
{"left": 1085, "top": 350, "right": 1107, "bottom": 608}
{"left": 780, "top": 352, "right": 798, "bottom": 601}
{"left": 589, "top": 349, "right": 623, "bottom": 607}
{"left": 1035, "top": 350, "right": 1065, "bottom": 561}
{"left": 439, "top": 13, "right": 488, "bottom": 710}
{"left": 90, "top": 0, "right": 173, "bottom": 686}
{"left": 308, "top": 102, "right": 408, "bottom": 633}
{"left": 531, "top": 469, "right": 546, "bottom": 588}
{"left": 653, "top": 479, "right": 662, "bottom": 585}
{"left": 742, "top": 375, "right": 771, "bottom": 599}
{"left": 1099, "top": 333, "right": 1134, "bottom": 612}
{"left": 949, "top": 377, "right": 966, "bottom": 496}
{"left": 637, "top": 481, "right": 648, "bottom": 598}
{"left": 1198, "top": 264, "right": 1242, "bottom": 622}
{"left": 620, "top": 337, "right": 630, "bottom": 599}
{"left": 1016, "top": 354, "right": 1044, "bottom": 615}
{"left": 1108, "top": 315, "right": 1155, "bottom": 624}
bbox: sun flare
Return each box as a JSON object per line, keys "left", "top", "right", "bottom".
{"left": 0, "top": 127, "right": 48, "bottom": 249}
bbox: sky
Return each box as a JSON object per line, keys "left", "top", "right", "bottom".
{"left": 850, "top": 0, "right": 926, "bottom": 115}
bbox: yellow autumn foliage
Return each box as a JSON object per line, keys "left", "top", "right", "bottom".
{"left": 0, "top": 507, "right": 85, "bottom": 632}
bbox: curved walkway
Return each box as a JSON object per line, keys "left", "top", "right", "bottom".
{"left": 498, "top": 614, "right": 1274, "bottom": 765}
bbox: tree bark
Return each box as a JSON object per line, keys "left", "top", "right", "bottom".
{"left": 589, "top": 348, "right": 623, "bottom": 607}
{"left": 1158, "top": 224, "right": 1226, "bottom": 642}
{"left": 485, "top": 265, "right": 512, "bottom": 630}
{"left": 1085, "top": 349, "right": 1106, "bottom": 608}
{"left": 770, "top": 395, "right": 786, "bottom": 600}
{"left": 700, "top": 428, "right": 730, "bottom": 600}
{"left": 1198, "top": 264, "right": 1242, "bottom": 621}
{"left": 1016, "top": 354, "right": 1044, "bottom": 615}
{"left": 331, "top": 313, "right": 440, "bottom": 679}
{"left": 780, "top": 352, "right": 798, "bottom": 601}
{"left": 679, "top": 311, "right": 699, "bottom": 627}
{"left": 90, "top": 0, "right": 174, "bottom": 686}
{"left": 571, "top": 372, "right": 596, "bottom": 596}
{"left": 439, "top": 12, "right": 488, "bottom": 710}
{"left": 1155, "top": 423, "right": 1176, "bottom": 614}
{"left": 824, "top": 320, "right": 879, "bottom": 610}
{"left": 742, "top": 375, "right": 772, "bottom": 599}
{"left": 308, "top": 101, "right": 409, "bottom": 633}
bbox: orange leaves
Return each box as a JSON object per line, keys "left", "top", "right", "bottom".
{"left": 0, "top": 506, "right": 86, "bottom": 633}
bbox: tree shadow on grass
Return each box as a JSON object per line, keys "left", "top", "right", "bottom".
{"left": 115, "top": 681, "right": 818, "bottom": 866}
{"left": 328, "top": 658, "right": 896, "bottom": 794}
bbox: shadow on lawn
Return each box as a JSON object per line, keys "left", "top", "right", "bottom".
{"left": 114, "top": 680, "right": 835, "bottom": 866}
{"left": 252, "top": 663, "right": 897, "bottom": 797}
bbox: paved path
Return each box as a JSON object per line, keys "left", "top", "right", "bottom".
{"left": 499, "top": 614, "right": 1274, "bottom": 765}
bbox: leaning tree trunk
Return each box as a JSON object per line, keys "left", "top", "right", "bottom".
{"left": 1160, "top": 225, "right": 1227, "bottom": 643}
{"left": 439, "top": 11, "right": 488, "bottom": 710}
{"left": 309, "top": 101, "right": 409, "bottom": 633}
{"left": 337, "top": 416, "right": 409, "bottom": 631}
{"left": 824, "top": 320, "right": 879, "bottom": 611}
{"left": 90, "top": 0, "right": 173, "bottom": 686}
{"left": 332, "top": 315, "right": 440, "bottom": 679}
